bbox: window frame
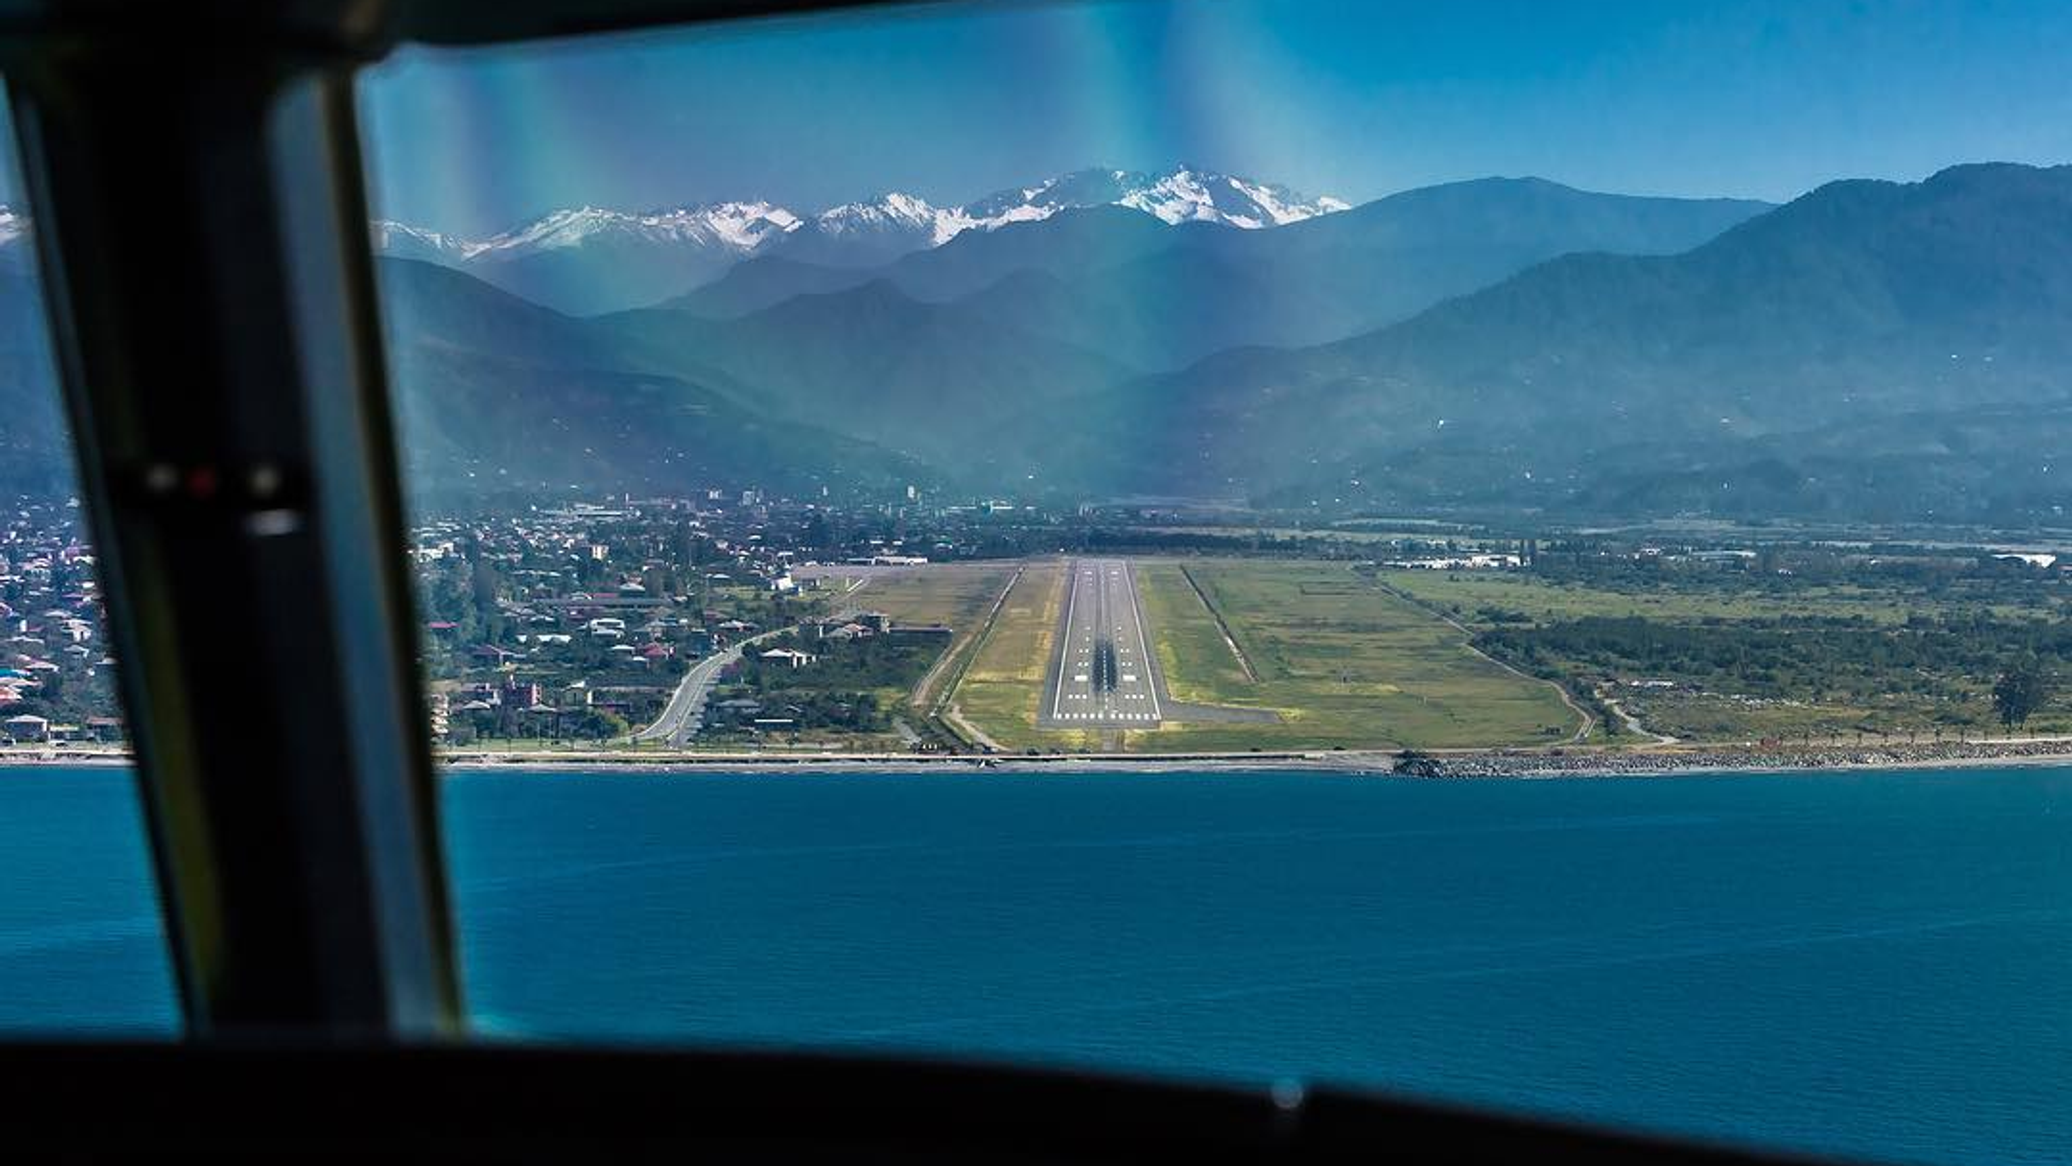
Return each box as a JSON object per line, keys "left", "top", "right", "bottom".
{"left": 0, "top": 4, "right": 1866, "bottom": 1162}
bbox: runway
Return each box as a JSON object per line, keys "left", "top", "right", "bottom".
{"left": 1043, "top": 558, "right": 1163, "bottom": 727}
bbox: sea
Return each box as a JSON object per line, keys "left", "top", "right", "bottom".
{"left": 2, "top": 762, "right": 2068, "bottom": 1165}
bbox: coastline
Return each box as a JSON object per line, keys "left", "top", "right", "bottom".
{"left": 442, "top": 738, "right": 2072, "bottom": 777}
{"left": 11, "top": 738, "right": 2072, "bottom": 777}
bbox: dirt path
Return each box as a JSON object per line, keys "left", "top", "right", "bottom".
{"left": 1179, "top": 564, "right": 1258, "bottom": 682}
{"left": 931, "top": 565, "right": 1025, "bottom": 751}
{"left": 942, "top": 705, "right": 1004, "bottom": 752}
{"left": 1597, "top": 684, "right": 1680, "bottom": 745}
{"left": 910, "top": 566, "right": 1021, "bottom": 713}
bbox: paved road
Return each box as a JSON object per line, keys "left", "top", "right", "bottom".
{"left": 631, "top": 626, "right": 784, "bottom": 746}
{"left": 1041, "top": 558, "right": 1162, "bottom": 727}
{"left": 633, "top": 577, "right": 873, "bottom": 746}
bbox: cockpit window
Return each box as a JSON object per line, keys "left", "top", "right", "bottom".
{"left": 0, "top": 90, "right": 175, "bottom": 1035}
{"left": 343, "top": 3, "right": 2072, "bottom": 1162}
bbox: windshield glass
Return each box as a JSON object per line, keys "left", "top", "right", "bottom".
{"left": 351, "top": 3, "right": 2072, "bottom": 1162}
{"left": 0, "top": 90, "right": 176, "bottom": 1035}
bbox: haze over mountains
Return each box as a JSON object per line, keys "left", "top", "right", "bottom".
{"left": 0, "top": 266, "right": 65, "bottom": 498}
{"left": 370, "top": 162, "right": 2072, "bottom": 520}
{"left": 664, "top": 179, "right": 1769, "bottom": 366}
{"left": 3, "top": 163, "right": 2069, "bottom": 524}
{"left": 373, "top": 259, "right": 928, "bottom": 496}
{"left": 360, "top": 171, "right": 1778, "bottom": 499}
{"left": 1078, "top": 163, "right": 2072, "bottom": 520}
{"left": 371, "top": 166, "right": 1353, "bottom": 315}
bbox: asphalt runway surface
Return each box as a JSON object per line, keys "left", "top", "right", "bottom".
{"left": 1043, "top": 558, "right": 1164, "bottom": 727}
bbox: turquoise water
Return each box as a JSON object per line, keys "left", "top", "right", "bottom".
{"left": 4, "top": 765, "right": 2070, "bottom": 1163}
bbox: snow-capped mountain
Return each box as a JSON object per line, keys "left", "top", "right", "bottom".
{"left": 371, "top": 220, "right": 470, "bottom": 264}
{"left": 462, "top": 200, "right": 802, "bottom": 266}
{"left": 0, "top": 207, "right": 32, "bottom": 274}
{"left": 964, "top": 167, "right": 1350, "bottom": 231}
{"left": 772, "top": 192, "right": 966, "bottom": 269}
{"left": 809, "top": 192, "right": 960, "bottom": 244}
{"left": 0, "top": 206, "right": 27, "bottom": 249}
{"left": 770, "top": 167, "right": 1349, "bottom": 270}
{"left": 385, "top": 201, "right": 805, "bottom": 314}
{"left": 374, "top": 166, "right": 1351, "bottom": 313}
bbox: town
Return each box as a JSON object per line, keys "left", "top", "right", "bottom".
{"left": 0, "top": 498, "right": 121, "bottom": 748}
{"left": 10, "top": 483, "right": 2072, "bottom": 759}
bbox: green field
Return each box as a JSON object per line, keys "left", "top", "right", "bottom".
{"left": 837, "top": 563, "right": 1019, "bottom": 711}
{"left": 848, "top": 563, "right": 1017, "bottom": 629}
{"left": 1138, "top": 563, "right": 1255, "bottom": 705}
{"left": 937, "top": 555, "right": 2061, "bottom": 753}
{"left": 1378, "top": 568, "right": 2059, "bottom": 626}
{"left": 827, "top": 558, "right": 2072, "bottom": 751}
{"left": 1379, "top": 567, "right": 2072, "bottom": 743}
{"left": 1124, "top": 560, "right": 1583, "bottom": 751}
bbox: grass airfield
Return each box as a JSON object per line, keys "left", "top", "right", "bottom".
{"left": 937, "top": 557, "right": 1581, "bottom": 753}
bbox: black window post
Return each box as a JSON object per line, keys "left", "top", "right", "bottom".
{"left": 0, "top": 6, "right": 459, "bottom": 1036}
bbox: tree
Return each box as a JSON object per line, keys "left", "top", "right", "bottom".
{"left": 470, "top": 554, "right": 501, "bottom": 618}
{"left": 1992, "top": 661, "right": 2055, "bottom": 728}
{"left": 801, "top": 512, "right": 832, "bottom": 551}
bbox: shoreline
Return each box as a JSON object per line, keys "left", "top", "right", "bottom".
{"left": 11, "top": 738, "right": 2072, "bottom": 778}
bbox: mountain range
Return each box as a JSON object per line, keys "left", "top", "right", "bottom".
{"left": 662, "top": 178, "right": 1770, "bottom": 368}
{"left": 376, "top": 260, "right": 924, "bottom": 498}
{"left": 370, "top": 166, "right": 1351, "bottom": 314}
{"left": 1048, "top": 163, "right": 2072, "bottom": 519}
{"left": 1, "top": 163, "right": 2067, "bottom": 523}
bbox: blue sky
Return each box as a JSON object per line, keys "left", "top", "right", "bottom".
{"left": 357, "top": 0, "right": 2072, "bottom": 237}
